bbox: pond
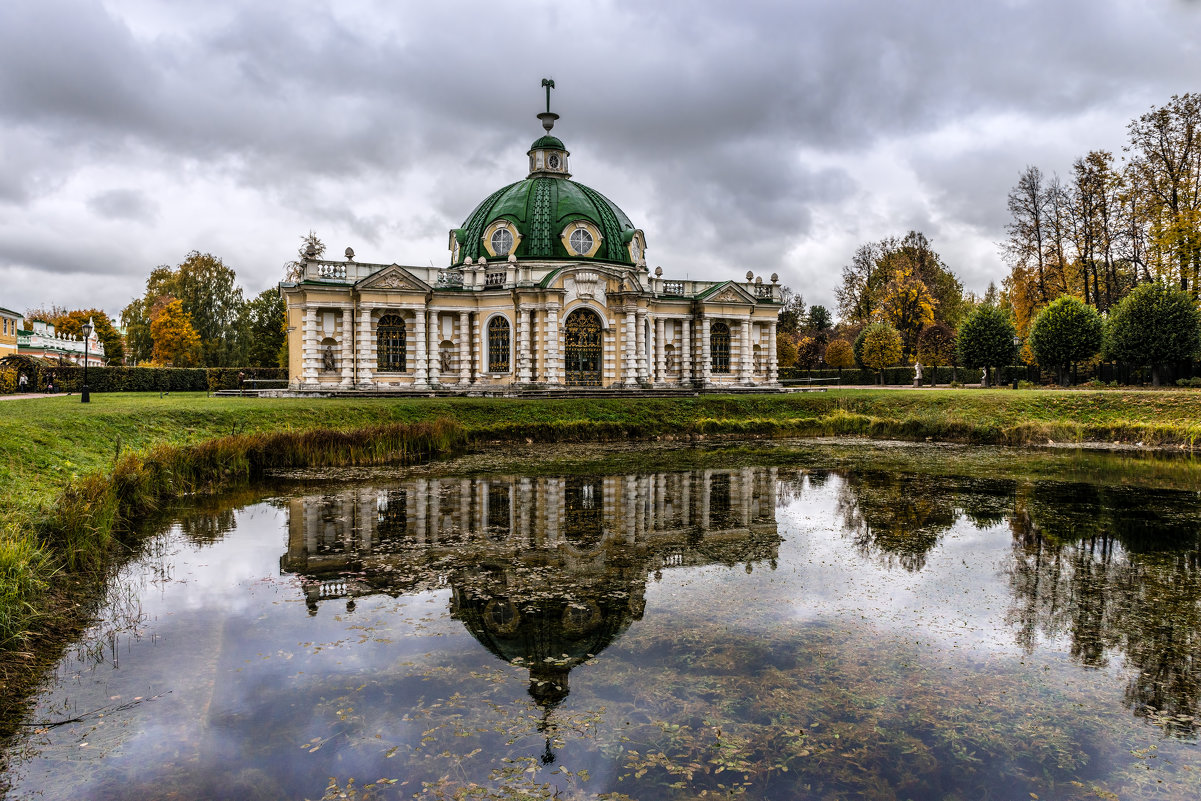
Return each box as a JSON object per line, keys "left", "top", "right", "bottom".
{"left": 3, "top": 440, "right": 1200, "bottom": 800}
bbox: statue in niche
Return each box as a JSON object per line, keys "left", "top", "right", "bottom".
{"left": 323, "top": 344, "right": 336, "bottom": 372}
{"left": 440, "top": 348, "right": 453, "bottom": 374}
{"left": 664, "top": 349, "right": 675, "bottom": 375}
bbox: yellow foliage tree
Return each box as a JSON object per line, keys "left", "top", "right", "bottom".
{"left": 877, "top": 257, "right": 937, "bottom": 358}
{"left": 776, "top": 335, "right": 798, "bottom": 369}
{"left": 824, "top": 339, "right": 855, "bottom": 372}
{"left": 150, "top": 299, "right": 202, "bottom": 367}
{"left": 859, "top": 322, "right": 903, "bottom": 384}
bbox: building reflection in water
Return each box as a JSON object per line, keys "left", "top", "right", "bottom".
{"left": 280, "top": 467, "right": 780, "bottom": 756}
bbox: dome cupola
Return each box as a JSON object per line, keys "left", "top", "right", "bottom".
{"left": 448, "top": 79, "right": 646, "bottom": 269}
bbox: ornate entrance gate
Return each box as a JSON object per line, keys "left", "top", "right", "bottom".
{"left": 563, "top": 308, "right": 603, "bottom": 386}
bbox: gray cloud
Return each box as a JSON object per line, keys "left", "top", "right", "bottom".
{"left": 1, "top": 0, "right": 1199, "bottom": 314}
{"left": 87, "top": 188, "right": 158, "bottom": 222}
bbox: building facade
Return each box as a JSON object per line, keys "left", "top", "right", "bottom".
{"left": 280, "top": 97, "right": 782, "bottom": 391}
{"left": 16, "top": 319, "right": 105, "bottom": 366}
{"left": 0, "top": 307, "right": 20, "bottom": 358}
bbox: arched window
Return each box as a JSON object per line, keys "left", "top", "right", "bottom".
{"left": 710, "top": 321, "right": 731, "bottom": 373}
{"left": 377, "top": 314, "right": 407, "bottom": 372}
{"left": 487, "top": 316, "right": 510, "bottom": 372}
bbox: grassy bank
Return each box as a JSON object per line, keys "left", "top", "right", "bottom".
{"left": 2, "top": 388, "right": 1200, "bottom": 682}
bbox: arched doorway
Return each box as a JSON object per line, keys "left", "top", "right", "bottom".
{"left": 564, "top": 308, "right": 603, "bottom": 386}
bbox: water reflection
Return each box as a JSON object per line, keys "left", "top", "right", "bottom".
{"left": 280, "top": 467, "right": 782, "bottom": 741}
{"left": 1007, "top": 481, "right": 1201, "bottom": 736}
{"left": 7, "top": 447, "right": 1201, "bottom": 801}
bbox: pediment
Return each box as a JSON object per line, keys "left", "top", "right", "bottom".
{"left": 700, "top": 281, "right": 756, "bottom": 305}
{"left": 356, "top": 265, "right": 432, "bottom": 293}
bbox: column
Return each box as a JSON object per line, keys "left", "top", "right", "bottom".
{"left": 531, "top": 307, "right": 542, "bottom": 383}
{"left": 414, "top": 307, "right": 428, "bottom": 387}
{"left": 635, "top": 309, "right": 648, "bottom": 384}
{"left": 735, "top": 317, "right": 744, "bottom": 384}
{"left": 415, "top": 478, "right": 428, "bottom": 544}
{"left": 681, "top": 318, "right": 692, "bottom": 385}
{"left": 654, "top": 317, "right": 665, "bottom": 384}
{"left": 768, "top": 321, "right": 779, "bottom": 384}
{"left": 545, "top": 302, "right": 560, "bottom": 384}
{"left": 302, "top": 307, "right": 318, "bottom": 385}
{"left": 471, "top": 314, "right": 482, "bottom": 384}
{"left": 357, "top": 307, "right": 374, "bottom": 385}
{"left": 339, "top": 307, "right": 353, "bottom": 386}
{"left": 700, "top": 470, "right": 711, "bottom": 531}
{"left": 623, "top": 308, "right": 637, "bottom": 386}
{"left": 517, "top": 304, "right": 532, "bottom": 384}
{"left": 701, "top": 316, "right": 712, "bottom": 385}
{"left": 458, "top": 311, "right": 471, "bottom": 385}
{"left": 428, "top": 311, "right": 440, "bottom": 386}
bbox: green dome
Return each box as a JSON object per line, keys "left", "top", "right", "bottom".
{"left": 452, "top": 176, "right": 638, "bottom": 265}
{"left": 530, "top": 134, "right": 566, "bottom": 150}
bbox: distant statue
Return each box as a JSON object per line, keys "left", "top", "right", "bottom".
{"left": 323, "top": 344, "right": 336, "bottom": 372}
{"left": 664, "top": 349, "right": 675, "bottom": 374}
{"left": 439, "top": 348, "right": 453, "bottom": 374}
{"left": 913, "top": 362, "right": 923, "bottom": 387}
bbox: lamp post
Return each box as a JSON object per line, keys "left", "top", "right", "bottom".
{"left": 1012, "top": 334, "right": 1021, "bottom": 390}
{"left": 80, "top": 320, "right": 93, "bottom": 403}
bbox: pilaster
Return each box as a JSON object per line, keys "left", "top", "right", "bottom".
{"left": 427, "top": 310, "right": 440, "bottom": 385}
{"left": 768, "top": 321, "right": 779, "bottom": 384}
{"left": 701, "top": 316, "right": 712, "bottom": 385}
{"left": 340, "top": 307, "right": 353, "bottom": 386}
{"left": 302, "top": 307, "right": 318, "bottom": 386}
{"left": 635, "top": 308, "right": 648, "bottom": 384}
{"left": 681, "top": 318, "right": 692, "bottom": 385}
{"left": 413, "top": 306, "right": 428, "bottom": 388}
{"left": 459, "top": 311, "right": 471, "bottom": 385}
{"left": 357, "top": 307, "right": 374, "bottom": 386}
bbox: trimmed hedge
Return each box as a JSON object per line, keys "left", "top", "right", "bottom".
{"left": 36, "top": 367, "right": 288, "bottom": 393}
{"left": 779, "top": 366, "right": 985, "bottom": 385}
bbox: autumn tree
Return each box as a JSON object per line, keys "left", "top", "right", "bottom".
{"left": 48, "top": 309, "right": 125, "bottom": 365}
{"left": 1105, "top": 282, "right": 1201, "bottom": 386}
{"left": 1028, "top": 296, "right": 1103, "bottom": 386}
{"left": 855, "top": 322, "right": 903, "bottom": 384}
{"left": 240, "top": 289, "right": 288, "bottom": 368}
{"left": 776, "top": 287, "right": 807, "bottom": 338}
{"left": 122, "top": 254, "right": 246, "bottom": 366}
{"left": 824, "top": 339, "right": 855, "bottom": 377}
{"left": 916, "top": 323, "right": 956, "bottom": 386}
{"left": 150, "top": 299, "right": 202, "bottom": 367}
{"left": 957, "top": 305, "right": 1017, "bottom": 387}
{"left": 776, "top": 336, "right": 798, "bottom": 369}
{"left": 1126, "top": 94, "right": 1201, "bottom": 295}
{"left": 876, "top": 257, "right": 937, "bottom": 359}
{"left": 837, "top": 232, "right": 964, "bottom": 331}
{"left": 795, "top": 335, "right": 822, "bottom": 372}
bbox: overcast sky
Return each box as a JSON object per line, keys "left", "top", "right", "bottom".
{"left": 2, "top": 0, "right": 1199, "bottom": 321}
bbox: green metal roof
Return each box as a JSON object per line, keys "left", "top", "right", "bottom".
{"left": 454, "top": 176, "right": 637, "bottom": 266}
{"left": 529, "top": 134, "right": 566, "bottom": 151}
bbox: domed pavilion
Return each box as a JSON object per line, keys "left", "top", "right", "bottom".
{"left": 280, "top": 81, "right": 782, "bottom": 392}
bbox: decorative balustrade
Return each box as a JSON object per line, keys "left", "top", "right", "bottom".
{"left": 662, "top": 280, "right": 686, "bottom": 295}
{"left": 316, "top": 263, "right": 347, "bottom": 279}
{"left": 436, "top": 270, "right": 464, "bottom": 287}
{"left": 753, "top": 284, "right": 773, "bottom": 298}
{"left": 485, "top": 271, "right": 507, "bottom": 287}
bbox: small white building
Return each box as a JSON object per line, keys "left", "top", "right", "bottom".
{"left": 18, "top": 319, "right": 105, "bottom": 367}
{"left": 280, "top": 88, "right": 782, "bottom": 392}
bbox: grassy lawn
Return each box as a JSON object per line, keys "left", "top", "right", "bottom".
{"left": 4, "top": 388, "right": 1201, "bottom": 520}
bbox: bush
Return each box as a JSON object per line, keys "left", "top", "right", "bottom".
{"left": 1105, "top": 282, "right": 1201, "bottom": 386}
{"left": 957, "top": 305, "right": 1017, "bottom": 385}
{"left": 47, "top": 366, "right": 287, "bottom": 393}
{"left": 1028, "top": 296, "right": 1103, "bottom": 386}
{"left": 1178, "top": 377, "right": 1201, "bottom": 388}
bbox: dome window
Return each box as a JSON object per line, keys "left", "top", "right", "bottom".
{"left": 547, "top": 153, "right": 561, "bottom": 170}
{"left": 482, "top": 221, "right": 522, "bottom": 259}
{"left": 569, "top": 228, "right": 594, "bottom": 256}
{"left": 490, "top": 228, "right": 514, "bottom": 257}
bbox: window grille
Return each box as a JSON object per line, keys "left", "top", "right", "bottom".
{"left": 377, "top": 314, "right": 407, "bottom": 372}
{"left": 711, "top": 321, "right": 731, "bottom": 373}
{"left": 487, "top": 316, "right": 510, "bottom": 372}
